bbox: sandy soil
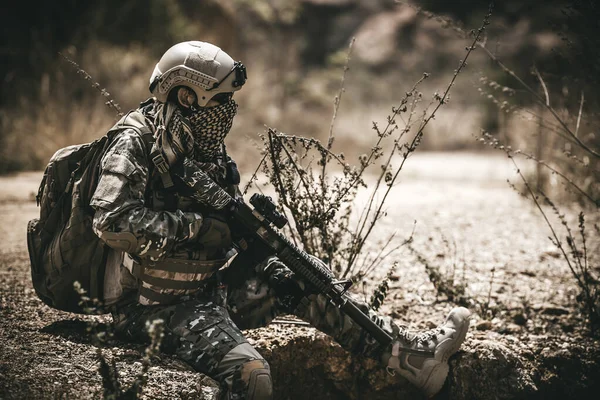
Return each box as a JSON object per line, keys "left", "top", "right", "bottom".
{"left": 0, "top": 153, "right": 598, "bottom": 399}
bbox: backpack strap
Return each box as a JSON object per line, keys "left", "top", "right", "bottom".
{"left": 106, "top": 109, "right": 156, "bottom": 162}
{"left": 148, "top": 123, "right": 176, "bottom": 189}
{"left": 149, "top": 143, "right": 175, "bottom": 189}
{"left": 111, "top": 109, "right": 175, "bottom": 189}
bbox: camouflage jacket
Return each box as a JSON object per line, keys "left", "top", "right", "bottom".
{"left": 91, "top": 107, "right": 240, "bottom": 305}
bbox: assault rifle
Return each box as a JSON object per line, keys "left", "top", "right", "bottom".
{"left": 174, "top": 162, "right": 394, "bottom": 348}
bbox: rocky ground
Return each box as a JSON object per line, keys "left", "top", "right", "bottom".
{"left": 0, "top": 152, "right": 598, "bottom": 399}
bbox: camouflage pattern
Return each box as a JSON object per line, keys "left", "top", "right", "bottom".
{"left": 112, "top": 255, "right": 393, "bottom": 398}
{"left": 187, "top": 99, "right": 238, "bottom": 161}
{"left": 91, "top": 129, "right": 205, "bottom": 262}
{"left": 225, "top": 256, "right": 394, "bottom": 359}
{"left": 112, "top": 281, "right": 249, "bottom": 377}
{"left": 175, "top": 157, "right": 233, "bottom": 210}
{"left": 136, "top": 257, "right": 226, "bottom": 306}
{"left": 94, "top": 109, "right": 396, "bottom": 398}
{"left": 294, "top": 294, "right": 396, "bottom": 359}
{"left": 112, "top": 275, "right": 274, "bottom": 399}
{"left": 91, "top": 127, "right": 237, "bottom": 306}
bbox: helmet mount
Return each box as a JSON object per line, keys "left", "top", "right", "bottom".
{"left": 212, "top": 62, "right": 247, "bottom": 89}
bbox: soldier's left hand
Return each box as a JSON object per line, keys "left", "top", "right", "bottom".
{"left": 196, "top": 216, "right": 232, "bottom": 250}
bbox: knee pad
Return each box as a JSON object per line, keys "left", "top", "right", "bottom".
{"left": 242, "top": 360, "right": 272, "bottom": 400}
{"left": 218, "top": 344, "right": 273, "bottom": 400}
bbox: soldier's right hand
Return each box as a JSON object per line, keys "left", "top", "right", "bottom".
{"left": 196, "top": 216, "right": 232, "bottom": 250}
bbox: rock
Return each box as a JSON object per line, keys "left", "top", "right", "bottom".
{"left": 245, "top": 326, "right": 600, "bottom": 399}
{"left": 539, "top": 249, "right": 561, "bottom": 261}
{"left": 561, "top": 323, "right": 575, "bottom": 333}
{"left": 449, "top": 340, "right": 538, "bottom": 400}
{"left": 476, "top": 320, "right": 493, "bottom": 331}
{"left": 499, "top": 323, "right": 523, "bottom": 334}
{"left": 246, "top": 325, "right": 423, "bottom": 399}
{"left": 513, "top": 312, "right": 528, "bottom": 326}
{"left": 540, "top": 306, "right": 570, "bottom": 316}
{"left": 425, "top": 320, "right": 438, "bottom": 329}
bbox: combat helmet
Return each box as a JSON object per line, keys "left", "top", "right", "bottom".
{"left": 149, "top": 41, "right": 247, "bottom": 107}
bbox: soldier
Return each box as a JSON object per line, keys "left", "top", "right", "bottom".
{"left": 91, "top": 41, "right": 471, "bottom": 399}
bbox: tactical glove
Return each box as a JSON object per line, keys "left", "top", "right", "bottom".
{"left": 196, "top": 216, "right": 232, "bottom": 250}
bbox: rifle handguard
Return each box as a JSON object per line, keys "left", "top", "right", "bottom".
{"left": 175, "top": 160, "right": 394, "bottom": 348}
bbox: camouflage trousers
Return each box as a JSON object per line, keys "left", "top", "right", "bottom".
{"left": 112, "top": 253, "right": 396, "bottom": 399}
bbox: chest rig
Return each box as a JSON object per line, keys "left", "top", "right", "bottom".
{"left": 146, "top": 148, "right": 239, "bottom": 214}
{"left": 132, "top": 102, "right": 242, "bottom": 306}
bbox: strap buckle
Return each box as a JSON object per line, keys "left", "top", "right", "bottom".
{"left": 151, "top": 151, "right": 170, "bottom": 174}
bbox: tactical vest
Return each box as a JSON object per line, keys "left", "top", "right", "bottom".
{"left": 129, "top": 122, "right": 241, "bottom": 306}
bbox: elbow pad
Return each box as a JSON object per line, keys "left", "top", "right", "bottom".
{"left": 100, "top": 231, "right": 139, "bottom": 253}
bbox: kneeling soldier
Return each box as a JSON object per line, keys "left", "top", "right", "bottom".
{"left": 91, "top": 41, "right": 470, "bottom": 399}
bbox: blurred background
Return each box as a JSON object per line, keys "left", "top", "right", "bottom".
{"left": 0, "top": 0, "right": 598, "bottom": 202}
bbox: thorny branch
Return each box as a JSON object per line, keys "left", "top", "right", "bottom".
{"left": 505, "top": 153, "right": 598, "bottom": 333}
{"left": 59, "top": 53, "right": 123, "bottom": 118}
{"left": 479, "top": 132, "right": 599, "bottom": 207}
{"left": 257, "top": 3, "right": 497, "bottom": 284}
{"left": 477, "top": 43, "right": 600, "bottom": 159}
{"left": 342, "top": 2, "right": 495, "bottom": 277}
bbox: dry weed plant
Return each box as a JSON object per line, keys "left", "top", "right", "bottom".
{"left": 369, "top": 261, "right": 398, "bottom": 312}
{"left": 408, "top": 237, "right": 469, "bottom": 308}
{"left": 62, "top": 53, "right": 168, "bottom": 395}
{"left": 477, "top": 74, "right": 599, "bottom": 334}
{"left": 507, "top": 151, "right": 599, "bottom": 334}
{"left": 75, "top": 282, "right": 165, "bottom": 399}
{"left": 245, "top": 4, "right": 495, "bottom": 309}
{"left": 59, "top": 53, "right": 124, "bottom": 117}
{"left": 476, "top": 51, "right": 599, "bottom": 205}
{"left": 474, "top": 5, "right": 600, "bottom": 332}
{"left": 496, "top": 139, "right": 599, "bottom": 333}
{"left": 406, "top": 231, "right": 502, "bottom": 320}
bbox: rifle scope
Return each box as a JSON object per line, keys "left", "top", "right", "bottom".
{"left": 249, "top": 193, "right": 288, "bottom": 229}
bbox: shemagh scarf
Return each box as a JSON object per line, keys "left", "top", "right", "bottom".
{"left": 154, "top": 100, "right": 238, "bottom": 165}
{"left": 188, "top": 100, "right": 238, "bottom": 161}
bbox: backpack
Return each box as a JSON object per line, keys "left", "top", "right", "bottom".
{"left": 26, "top": 110, "right": 154, "bottom": 314}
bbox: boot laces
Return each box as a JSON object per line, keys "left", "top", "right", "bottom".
{"left": 416, "top": 327, "right": 446, "bottom": 346}
{"left": 396, "top": 325, "right": 447, "bottom": 346}
{"left": 396, "top": 326, "right": 416, "bottom": 344}
{"left": 391, "top": 326, "right": 439, "bottom": 358}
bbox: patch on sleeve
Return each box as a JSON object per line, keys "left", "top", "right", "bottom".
{"left": 102, "top": 153, "right": 139, "bottom": 177}
{"left": 90, "top": 173, "right": 130, "bottom": 207}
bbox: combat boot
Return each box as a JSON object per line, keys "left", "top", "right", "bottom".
{"left": 383, "top": 307, "right": 471, "bottom": 398}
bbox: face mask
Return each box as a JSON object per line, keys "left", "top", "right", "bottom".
{"left": 154, "top": 98, "right": 238, "bottom": 170}
{"left": 188, "top": 99, "right": 238, "bottom": 161}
